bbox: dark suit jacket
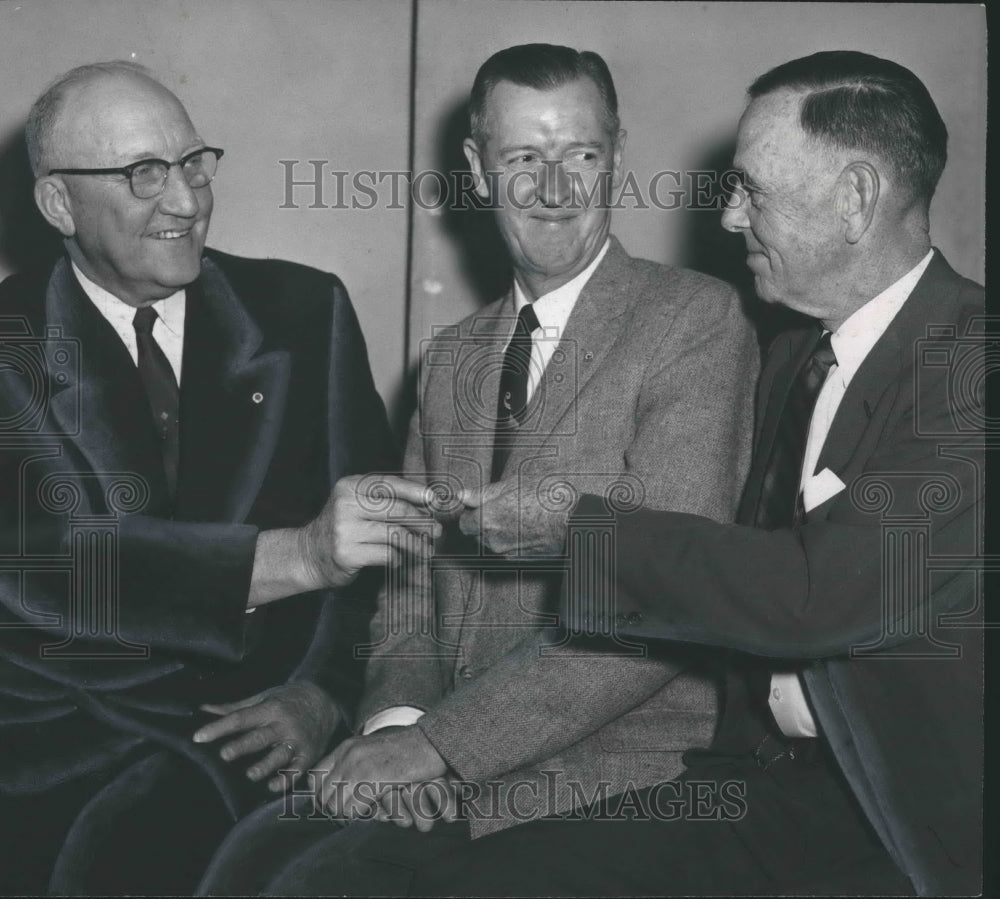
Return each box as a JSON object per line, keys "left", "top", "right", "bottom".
{"left": 568, "top": 251, "right": 984, "bottom": 896}
{"left": 0, "top": 251, "right": 395, "bottom": 856}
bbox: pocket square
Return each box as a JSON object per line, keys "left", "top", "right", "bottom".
{"left": 802, "top": 468, "right": 846, "bottom": 513}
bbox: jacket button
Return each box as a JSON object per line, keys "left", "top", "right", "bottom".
{"left": 458, "top": 665, "right": 473, "bottom": 679}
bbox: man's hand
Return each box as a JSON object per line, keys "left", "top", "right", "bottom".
{"left": 193, "top": 681, "right": 340, "bottom": 792}
{"left": 300, "top": 474, "right": 442, "bottom": 589}
{"left": 459, "top": 477, "right": 573, "bottom": 556}
{"left": 249, "top": 474, "right": 442, "bottom": 607}
{"left": 373, "top": 777, "right": 463, "bottom": 833}
{"left": 312, "top": 725, "right": 448, "bottom": 822}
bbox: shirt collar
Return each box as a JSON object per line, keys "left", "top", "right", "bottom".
{"left": 829, "top": 249, "right": 934, "bottom": 384}
{"left": 512, "top": 238, "right": 610, "bottom": 333}
{"left": 71, "top": 261, "right": 186, "bottom": 336}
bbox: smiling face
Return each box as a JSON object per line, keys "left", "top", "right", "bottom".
{"left": 464, "top": 77, "right": 623, "bottom": 299}
{"left": 721, "top": 89, "right": 855, "bottom": 324}
{"left": 40, "top": 73, "right": 213, "bottom": 307}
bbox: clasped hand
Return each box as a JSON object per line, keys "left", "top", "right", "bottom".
{"left": 297, "top": 474, "right": 571, "bottom": 589}
{"left": 312, "top": 726, "right": 456, "bottom": 832}
{"left": 457, "top": 478, "right": 572, "bottom": 556}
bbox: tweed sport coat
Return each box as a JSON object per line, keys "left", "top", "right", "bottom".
{"left": 360, "top": 236, "right": 759, "bottom": 836}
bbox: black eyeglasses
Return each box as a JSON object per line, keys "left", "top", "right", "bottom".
{"left": 49, "top": 147, "right": 224, "bottom": 199}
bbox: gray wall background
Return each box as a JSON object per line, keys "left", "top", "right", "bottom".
{"left": 0, "top": 1, "right": 986, "bottom": 425}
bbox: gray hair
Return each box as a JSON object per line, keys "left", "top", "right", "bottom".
{"left": 25, "top": 60, "right": 161, "bottom": 175}
{"left": 748, "top": 51, "right": 947, "bottom": 206}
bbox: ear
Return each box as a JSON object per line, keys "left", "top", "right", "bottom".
{"left": 611, "top": 129, "right": 627, "bottom": 190}
{"left": 34, "top": 176, "right": 77, "bottom": 237}
{"left": 463, "top": 138, "right": 491, "bottom": 200}
{"left": 836, "top": 162, "right": 879, "bottom": 244}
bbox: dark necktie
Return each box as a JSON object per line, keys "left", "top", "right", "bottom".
{"left": 133, "top": 306, "right": 180, "bottom": 498}
{"left": 754, "top": 328, "right": 837, "bottom": 529}
{"left": 742, "top": 328, "right": 836, "bottom": 725}
{"left": 491, "top": 302, "right": 540, "bottom": 482}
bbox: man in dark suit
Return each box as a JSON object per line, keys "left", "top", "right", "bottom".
{"left": 412, "top": 50, "right": 985, "bottom": 897}
{"left": 0, "top": 61, "right": 431, "bottom": 895}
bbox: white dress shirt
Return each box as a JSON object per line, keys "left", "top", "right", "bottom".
{"left": 512, "top": 238, "right": 610, "bottom": 403}
{"left": 769, "top": 249, "right": 934, "bottom": 738}
{"left": 72, "top": 262, "right": 186, "bottom": 385}
{"left": 363, "top": 240, "right": 611, "bottom": 736}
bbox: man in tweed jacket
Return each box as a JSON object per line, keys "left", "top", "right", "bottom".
{"left": 197, "top": 43, "right": 758, "bottom": 896}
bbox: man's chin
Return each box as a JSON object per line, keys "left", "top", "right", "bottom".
{"left": 150, "top": 262, "right": 202, "bottom": 294}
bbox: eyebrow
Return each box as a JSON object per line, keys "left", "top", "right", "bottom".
{"left": 496, "top": 141, "right": 605, "bottom": 156}
{"left": 120, "top": 141, "right": 208, "bottom": 164}
{"left": 734, "top": 167, "right": 764, "bottom": 192}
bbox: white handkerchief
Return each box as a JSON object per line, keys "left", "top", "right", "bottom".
{"left": 802, "top": 468, "right": 846, "bottom": 514}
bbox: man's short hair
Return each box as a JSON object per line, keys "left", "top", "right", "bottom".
{"left": 25, "top": 60, "right": 159, "bottom": 176}
{"left": 749, "top": 50, "right": 948, "bottom": 206}
{"left": 469, "top": 43, "right": 619, "bottom": 146}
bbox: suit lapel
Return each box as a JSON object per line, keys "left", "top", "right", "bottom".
{"left": 809, "top": 252, "right": 967, "bottom": 498}
{"left": 440, "top": 304, "right": 511, "bottom": 486}
{"left": 533, "top": 237, "right": 630, "bottom": 436}
{"left": 173, "top": 257, "right": 291, "bottom": 523}
{"left": 45, "top": 258, "right": 171, "bottom": 507}
{"left": 497, "top": 238, "right": 630, "bottom": 479}
{"left": 748, "top": 251, "right": 964, "bottom": 523}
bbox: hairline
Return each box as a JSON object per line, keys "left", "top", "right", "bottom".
{"left": 26, "top": 61, "right": 174, "bottom": 176}
{"left": 470, "top": 73, "right": 621, "bottom": 150}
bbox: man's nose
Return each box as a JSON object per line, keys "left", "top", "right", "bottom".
{"left": 157, "top": 165, "right": 200, "bottom": 217}
{"left": 720, "top": 187, "right": 749, "bottom": 232}
{"left": 536, "top": 159, "right": 573, "bottom": 207}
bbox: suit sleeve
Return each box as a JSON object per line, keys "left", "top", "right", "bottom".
{"left": 355, "top": 363, "right": 449, "bottom": 727}
{"left": 0, "top": 474, "right": 258, "bottom": 662}
{"left": 418, "top": 280, "right": 760, "bottom": 781}
{"left": 567, "top": 334, "right": 983, "bottom": 659}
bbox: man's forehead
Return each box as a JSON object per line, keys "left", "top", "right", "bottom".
{"left": 734, "top": 90, "right": 808, "bottom": 168}
{"left": 482, "top": 77, "right": 610, "bottom": 144}
{"left": 56, "top": 73, "right": 198, "bottom": 158}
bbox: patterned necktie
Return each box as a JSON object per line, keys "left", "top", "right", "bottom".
{"left": 754, "top": 328, "right": 837, "bottom": 529}
{"left": 491, "top": 302, "right": 540, "bottom": 482}
{"left": 133, "top": 306, "right": 180, "bottom": 498}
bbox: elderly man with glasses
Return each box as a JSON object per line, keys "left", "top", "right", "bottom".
{"left": 0, "top": 60, "right": 428, "bottom": 896}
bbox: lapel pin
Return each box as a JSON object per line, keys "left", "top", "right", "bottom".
{"left": 584, "top": 351, "right": 594, "bottom": 361}
{"left": 252, "top": 392, "right": 264, "bottom": 404}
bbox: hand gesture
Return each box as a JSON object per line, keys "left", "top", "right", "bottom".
{"left": 193, "top": 681, "right": 340, "bottom": 792}
{"left": 300, "top": 474, "right": 442, "bottom": 589}
{"left": 459, "top": 477, "right": 573, "bottom": 556}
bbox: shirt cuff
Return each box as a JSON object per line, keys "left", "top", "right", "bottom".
{"left": 362, "top": 706, "right": 425, "bottom": 735}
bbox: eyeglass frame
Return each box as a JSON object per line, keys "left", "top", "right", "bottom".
{"left": 48, "top": 146, "right": 224, "bottom": 199}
